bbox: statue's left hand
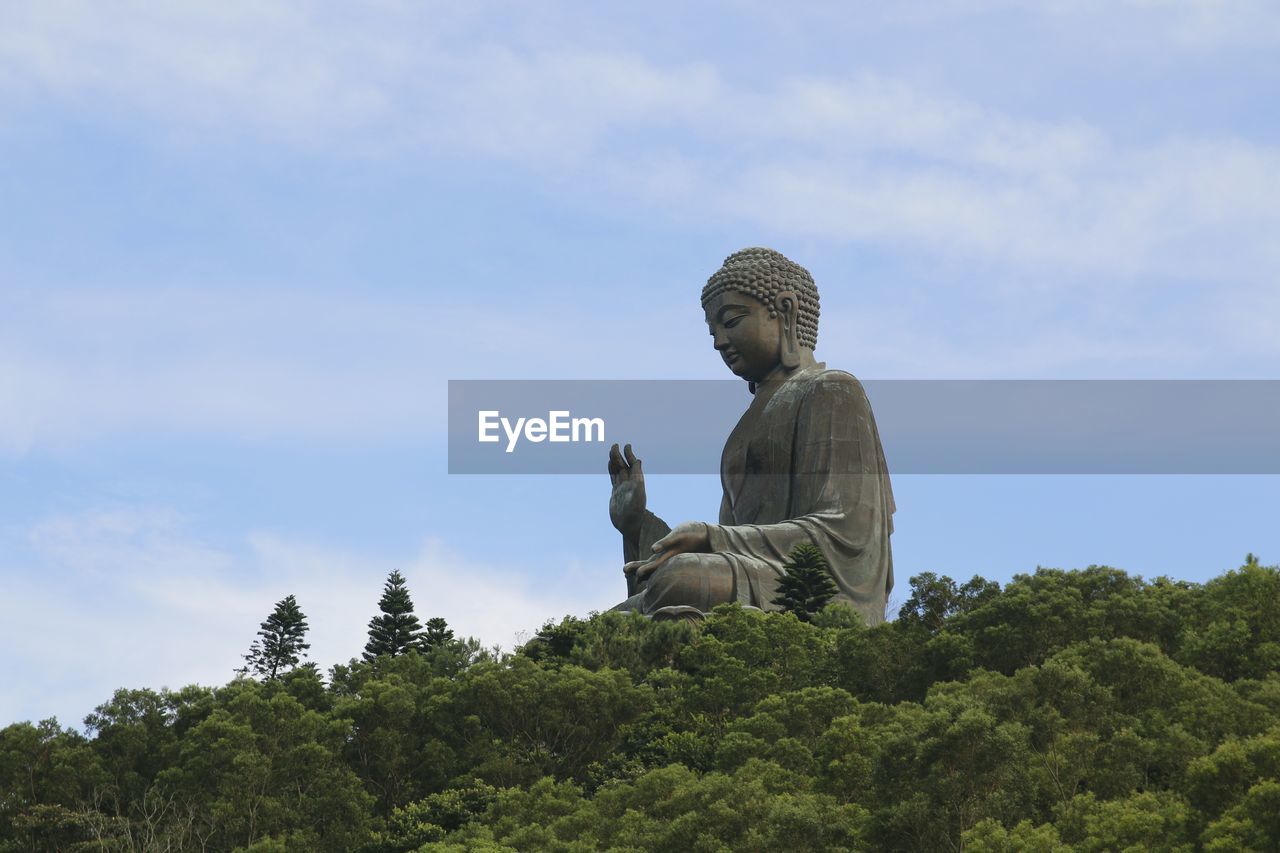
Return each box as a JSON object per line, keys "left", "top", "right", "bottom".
{"left": 623, "top": 521, "right": 710, "bottom": 582}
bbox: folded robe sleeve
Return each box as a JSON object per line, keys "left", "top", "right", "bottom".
{"left": 703, "top": 371, "right": 894, "bottom": 623}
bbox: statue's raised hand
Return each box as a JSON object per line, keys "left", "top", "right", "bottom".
{"left": 608, "top": 443, "right": 646, "bottom": 538}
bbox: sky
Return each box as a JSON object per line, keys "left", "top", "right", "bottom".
{"left": 2, "top": 0, "right": 1280, "bottom": 727}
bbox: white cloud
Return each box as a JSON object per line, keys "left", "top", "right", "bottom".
{"left": 692, "top": 135, "right": 1280, "bottom": 282}
{"left": 0, "top": 285, "right": 711, "bottom": 453}
{"left": 2, "top": 1, "right": 1277, "bottom": 287}
{"left": 1, "top": 503, "right": 616, "bottom": 727}
{"left": 910, "top": 0, "right": 1280, "bottom": 48}
{"left": 1, "top": 1, "right": 1278, "bottom": 449}
{"left": 28, "top": 505, "right": 230, "bottom": 577}
{"left": 1066, "top": 0, "right": 1280, "bottom": 49}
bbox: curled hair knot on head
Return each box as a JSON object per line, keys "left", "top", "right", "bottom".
{"left": 701, "top": 247, "right": 821, "bottom": 350}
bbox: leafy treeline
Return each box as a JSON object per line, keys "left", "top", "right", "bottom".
{"left": 3, "top": 559, "right": 1280, "bottom": 851}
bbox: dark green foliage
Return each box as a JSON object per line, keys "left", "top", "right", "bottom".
{"left": 363, "top": 784, "right": 497, "bottom": 851}
{"left": 241, "top": 594, "right": 311, "bottom": 681}
{"left": 898, "top": 571, "right": 1000, "bottom": 633}
{"left": 4, "top": 559, "right": 1280, "bottom": 851}
{"left": 1178, "top": 559, "right": 1280, "bottom": 681}
{"left": 520, "top": 615, "right": 589, "bottom": 663}
{"left": 520, "top": 610, "right": 696, "bottom": 677}
{"left": 365, "top": 571, "right": 424, "bottom": 661}
{"left": 771, "top": 543, "right": 839, "bottom": 620}
{"left": 419, "top": 616, "right": 455, "bottom": 653}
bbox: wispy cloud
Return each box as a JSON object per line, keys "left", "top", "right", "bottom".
{"left": 0, "top": 3, "right": 1276, "bottom": 456}
{"left": 2, "top": 2, "right": 1277, "bottom": 286}
{"left": 0, "top": 285, "right": 716, "bottom": 454}
{"left": 878, "top": 0, "right": 1280, "bottom": 49}
{"left": 1, "top": 503, "right": 615, "bottom": 726}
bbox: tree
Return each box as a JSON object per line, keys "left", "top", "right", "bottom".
{"left": 7, "top": 562, "right": 1280, "bottom": 853}
{"left": 241, "top": 595, "right": 310, "bottom": 680}
{"left": 420, "top": 617, "right": 455, "bottom": 652}
{"left": 771, "top": 544, "right": 838, "bottom": 621}
{"left": 158, "top": 684, "right": 372, "bottom": 850}
{"left": 898, "top": 572, "right": 1000, "bottom": 634}
{"left": 364, "top": 571, "right": 423, "bottom": 661}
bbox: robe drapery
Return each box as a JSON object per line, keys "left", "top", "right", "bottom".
{"left": 616, "top": 363, "right": 895, "bottom": 626}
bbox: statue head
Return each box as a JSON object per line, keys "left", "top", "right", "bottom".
{"left": 702, "top": 248, "right": 821, "bottom": 382}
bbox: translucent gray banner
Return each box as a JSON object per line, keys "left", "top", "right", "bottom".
{"left": 448, "top": 380, "right": 1280, "bottom": 474}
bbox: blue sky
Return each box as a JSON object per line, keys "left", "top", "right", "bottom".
{"left": 2, "top": 0, "right": 1279, "bottom": 726}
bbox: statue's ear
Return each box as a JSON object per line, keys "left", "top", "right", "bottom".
{"left": 775, "top": 290, "right": 802, "bottom": 369}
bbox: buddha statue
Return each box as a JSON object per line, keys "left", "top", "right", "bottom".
{"left": 608, "top": 247, "right": 895, "bottom": 625}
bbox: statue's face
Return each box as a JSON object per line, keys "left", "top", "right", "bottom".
{"left": 704, "top": 289, "right": 783, "bottom": 382}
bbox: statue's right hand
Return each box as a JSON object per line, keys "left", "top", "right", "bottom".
{"left": 608, "top": 443, "right": 646, "bottom": 538}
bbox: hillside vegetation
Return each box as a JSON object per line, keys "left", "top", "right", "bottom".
{"left": 3, "top": 560, "right": 1280, "bottom": 851}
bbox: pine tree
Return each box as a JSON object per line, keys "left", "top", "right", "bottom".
{"left": 419, "top": 616, "right": 455, "bottom": 653}
{"left": 241, "top": 594, "right": 310, "bottom": 680}
{"left": 771, "top": 544, "right": 839, "bottom": 622}
{"left": 364, "top": 570, "right": 423, "bottom": 661}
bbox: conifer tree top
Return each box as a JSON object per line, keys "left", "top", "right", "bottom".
{"left": 364, "top": 570, "right": 424, "bottom": 661}
{"left": 772, "top": 544, "right": 839, "bottom": 622}
{"left": 241, "top": 594, "right": 310, "bottom": 680}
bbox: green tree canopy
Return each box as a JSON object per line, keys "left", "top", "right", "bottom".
{"left": 4, "top": 559, "right": 1280, "bottom": 851}
{"left": 241, "top": 594, "right": 310, "bottom": 681}
{"left": 365, "top": 570, "right": 424, "bottom": 661}
{"left": 420, "top": 617, "right": 455, "bottom": 653}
